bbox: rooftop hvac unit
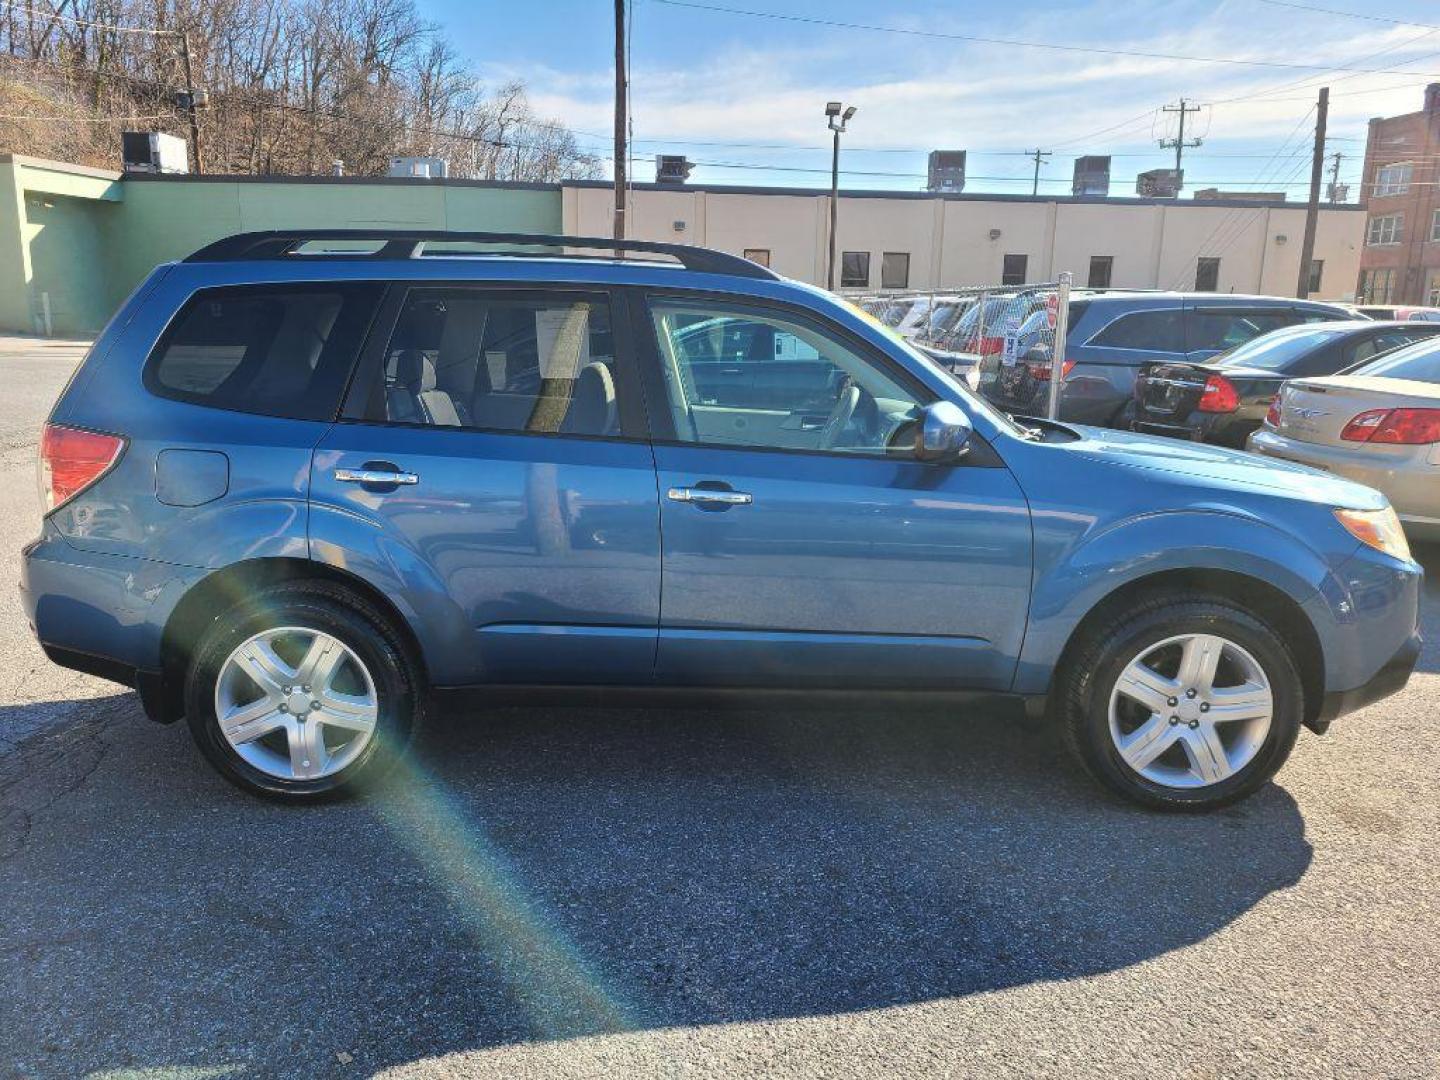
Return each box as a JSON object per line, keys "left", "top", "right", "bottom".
{"left": 655, "top": 155, "right": 694, "bottom": 184}
{"left": 388, "top": 156, "right": 449, "bottom": 179}
{"left": 927, "top": 150, "right": 966, "bottom": 193}
{"left": 1072, "top": 155, "right": 1111, "bottom": 196}
{"left": 1136, "top": 168, "right": 1183, "bottom": 198}
{"left": 120, "top": 131, "right": 189, "bottom": 174}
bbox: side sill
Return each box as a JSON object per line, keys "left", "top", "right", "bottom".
{"left": 430, "top": 683, "right": 1032, "bottom": 718}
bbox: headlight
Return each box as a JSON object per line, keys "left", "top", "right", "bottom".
{"left": 1334, "top": 506, "right": 1412, "bottom": 562}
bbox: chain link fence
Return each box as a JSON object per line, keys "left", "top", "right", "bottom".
{"left": 849, "top": 274, "right": 1074, "bottom": 418}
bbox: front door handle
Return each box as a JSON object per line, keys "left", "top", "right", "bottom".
{"left": 667, "top": 486, "right": 753, "bottom": 506}
{"left": 335, "top": 467, "right": 419, "bottom": 486}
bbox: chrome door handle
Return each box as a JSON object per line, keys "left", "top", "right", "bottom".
{"left": 334, "top": 468, "right": 419, "bottom": 485}
{"left": 667, "top": 486, "right": 752, "bottom": 506}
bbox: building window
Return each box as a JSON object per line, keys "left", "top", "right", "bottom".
{"left": 1374, "top": 162, "right": 1413, "bottom": 198}
{"left": 1195, "top": 257, "right": 1221, "bottom": 292}
{"left": 1367, "top": 213, "right": 1403, "bottom": 246}
{"left": 1360, "top": 268, "right": 1396, "bottom": 305}
{"left": 1307, "top": 259, "right": 1324, "bottom": 294}
{"left": 840, "top": 251, "right": 870, "bottom": 289}
{"left": 1087, "top": 256, "right": 1113, "bottom": 288}
{"left": 1001, "top": 254, "right": 1028, "bottom": 286}
{"left": 1431, "top": 209, "right": 1440, "bottom": 242}
{"left": 743, "top": 248, "right": 770, "bottom": 267}
{"left": 1428, "top": 271, "right": 1440, "bottom": 307}
{"left": 880, "top": 252, "right": 910, "bottom": 290}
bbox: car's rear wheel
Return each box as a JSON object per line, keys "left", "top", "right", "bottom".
{"left": 185, "top": 582, "right": 422, "bottom": 801}
{"left": 1057, "top": 593, "right": 1304, "bottom": 811}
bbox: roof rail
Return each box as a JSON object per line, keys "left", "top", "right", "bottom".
{"left": 184, "top": 229, "right": 780, "bottom": 280}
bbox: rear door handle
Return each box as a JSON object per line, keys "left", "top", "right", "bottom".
{"left": 334, "top": 468, "right": 419, "bottom": 486}
{"left": 667, "top": 486, "right": 752, "bottom": 506}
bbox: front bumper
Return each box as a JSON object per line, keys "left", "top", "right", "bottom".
{"left": 1315, "top": 629, "right": 1422, "bottom": 728}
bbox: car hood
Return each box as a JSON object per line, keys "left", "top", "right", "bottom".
{"left": 1061, "top": 423, "right": 1387, "bottom": 510}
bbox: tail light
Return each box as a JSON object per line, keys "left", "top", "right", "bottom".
{"left": 38, "top": 423, "right": 126, "bottom": 513}
{"left": 1025, "top": 359, "right": 1077, "bottom": 381}
{"left": 1197, "top": 373, "right": 1240, "bottom": 414}
{"left": 1265, "top": 393, "right": 1282, "bottom": 428}
{"left": 1341, "top": 407, "right": 1440, "bottom": 444}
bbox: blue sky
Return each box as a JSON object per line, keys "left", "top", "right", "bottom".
{"left": 423, "top": 0, "right": 1440, "bottom": 198}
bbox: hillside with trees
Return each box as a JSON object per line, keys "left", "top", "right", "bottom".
{"left": 0, "top": 0, "right": 601, "bottom": 180}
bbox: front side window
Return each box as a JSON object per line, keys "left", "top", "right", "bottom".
{"left": 1367, "top": 213, "right": 1403, "bottom": 246}
{"left": 146, "top": 283, "right": 381, "bottom": 420}
{"left": 840, "top": 251, "right": 870, "bottom": 289}
{"left": 376, "top": 290, "right": 623, "bottom": 438}
{"left": 1374, "top": 162, "right": 1412, "bottom": 198}
{"left": 648, "top": 299, "right": 925, "bottom": 457}
{"left": 881, "top": 251, "right": 911, "bottom": 290}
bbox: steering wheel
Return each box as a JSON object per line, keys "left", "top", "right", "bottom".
{"left": 819, "top": 382, "right": 862, "bottom": 449}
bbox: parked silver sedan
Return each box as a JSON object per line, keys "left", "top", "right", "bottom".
{"left": 1249, "top": 337, "right": 1440, "bottom": 541}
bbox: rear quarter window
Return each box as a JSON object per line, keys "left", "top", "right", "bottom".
{"left": 145, "top": 283, "right": 381, "bottom": 420}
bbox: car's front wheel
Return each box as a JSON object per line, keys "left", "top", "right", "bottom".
{"left": 1057, "top": 593, "right": 1304, "bottom": 811}
{"left": 185, "top": 582, "right": 422, "bottom": 801}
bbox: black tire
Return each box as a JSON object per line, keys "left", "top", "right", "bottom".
{"left": 1055, "top": 592, "right": 1304, "bottom": 812}
{"left": 185, "top": 581, "right": 423, "bottom": 802}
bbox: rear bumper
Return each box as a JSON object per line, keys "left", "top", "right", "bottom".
{"left": 1248, "top": 429, "right": 1440, "bottom": 539}
{"left": 1315, "top": 630, "right": 1422, "bottom": 728}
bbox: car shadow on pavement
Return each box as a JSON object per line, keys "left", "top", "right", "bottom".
{"left": 1, "top": 692, "right": 1312, "bottom": 1077}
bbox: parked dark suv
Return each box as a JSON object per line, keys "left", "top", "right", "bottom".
{"left": 977, "top": 292, "right": 1357, "bottom": 426}
{"left": 21, "top": 232, "right": 1422, "bottom": 811}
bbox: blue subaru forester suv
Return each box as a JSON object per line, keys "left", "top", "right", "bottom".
{"left": 21, "top": 231, "right": 1423, "bottom": 810}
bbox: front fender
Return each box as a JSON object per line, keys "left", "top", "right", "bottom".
{"left": 1014, "top": 509, "right": 1350, "bottom": 695}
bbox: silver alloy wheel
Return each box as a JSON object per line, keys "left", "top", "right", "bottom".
{"left": 1107, "top": 633, "right": 1273, "bottom": 789}
{"left": 214, "top": 626, "right": 379, "bottom": 781}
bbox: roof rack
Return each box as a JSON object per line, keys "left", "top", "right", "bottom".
{"left": 184, "top": 229, "right": 780, "bottom": 280}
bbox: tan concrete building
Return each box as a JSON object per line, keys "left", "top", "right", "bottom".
{"left": 1357, "top": 84, "right": 1440, "bottom": 306}
{"left": 565, "top": 181, "right": 1364, "bottom": 298}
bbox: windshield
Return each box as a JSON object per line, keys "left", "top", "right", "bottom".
{"left": 1349, "top": 336, "right": 1440, "bottom": 383}
{"left": 1213, "top": 326, "right": 1345, "bottom": 371}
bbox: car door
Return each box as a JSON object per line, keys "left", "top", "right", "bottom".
{"left": 309, "top": 283, "right": 660, "bottom": 688}
{"left": 635, "top": 291, "right": 1033, "bottom": 691}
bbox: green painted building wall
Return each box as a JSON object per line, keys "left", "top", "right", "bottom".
{"left": 0, "top": 155, "right": 563, "bottom": 337}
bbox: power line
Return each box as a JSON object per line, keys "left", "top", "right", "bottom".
{"left": 651, "top": 0, "right": 1440, "bottom": 75}
{"left": 1255, "top": 0, "right": 1438, "bottom": 28}
{"left": 0, "top": 0, "right": 178, "bottom": 36}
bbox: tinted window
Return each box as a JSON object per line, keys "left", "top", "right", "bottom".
{"left": 650, "top": 300, "right": 925, "bottom": 456}
{"left": 1088, "top": 256, "right": 1113, "bottom": 288}
{"left": 147, "top": 284, "right": 380, "bottom": 420}
{"left": 881, "top": 252, "right": 910, "bottom": 290}
{"left": 1087, "top": 309, "right": 1185, "bottom": 352}
{"left": 377, "top": 290, "right": 623, "bottom": 437}
{"left": 1002, "top": 254, "right": 1028, "bottom": 286}
{"left": 841, "top": 251, "right": 870, "bottom": 288}
{"left": 1350, "top": 337, "right": 1440, "bottom": 383}
{"left": 1214, "top": 327, "right": 1345, "bottom": 371}
{"left": 1187, "top": 309, "right": 1292, "bottom": 353}
{"left": 1195, "top": 257, "right": 1221, "bottom": 292}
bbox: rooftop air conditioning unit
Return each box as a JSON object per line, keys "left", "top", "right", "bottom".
{"left": 388, "top": 156, "right": 449, "bottom": 179}
{"left": 655, "top": 155, "right": 694, "bottom": 184}
{"left": 121, "top": 131, "right": 189, "bottom": 174}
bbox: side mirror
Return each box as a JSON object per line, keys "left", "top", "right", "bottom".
{"left": 915, "top": 400, "right": 973, "bottom": 462}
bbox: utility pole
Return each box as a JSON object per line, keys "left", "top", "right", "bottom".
{"left": 1297, "top": 86, "right": 1330, "bottom": 299}
{"left": 178, "top": 31, "right": 204, "bottom": 175}
{"left": 1159, "top": 98, "right": 1203, "bottom": 192}
{"left": 1027, "top": 149, "right": 1051, "bottom": 196}
{"left": 824, "top": 101, "right": 856, "bottom": 291}
{"left": 613, "top": 0, "right": 627, "bottom": 240}
{"left": 1327, "top": 150, "right": 1344, "bottom": 203}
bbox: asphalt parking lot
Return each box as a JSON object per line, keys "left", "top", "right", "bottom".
{"left": 2, "top": 337, "right": 1438, "bottom": 1079}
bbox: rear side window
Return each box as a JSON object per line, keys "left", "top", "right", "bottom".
{"left": 1087, "top": 309, "right": 1185, "bottom": 351}
{"left": 146, "top": 283, "right": 381, "bottom": 420}
{"left": 1350, "top": 337, "right": 1440, "bottom": 383}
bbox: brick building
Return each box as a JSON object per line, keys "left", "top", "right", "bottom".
{"left": 1357, "top": 83, "right": 1440, "bottom": 305}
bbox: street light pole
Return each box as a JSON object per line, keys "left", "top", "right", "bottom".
{"left": 825, "top": 101, "right": 856, "bottom": 291}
